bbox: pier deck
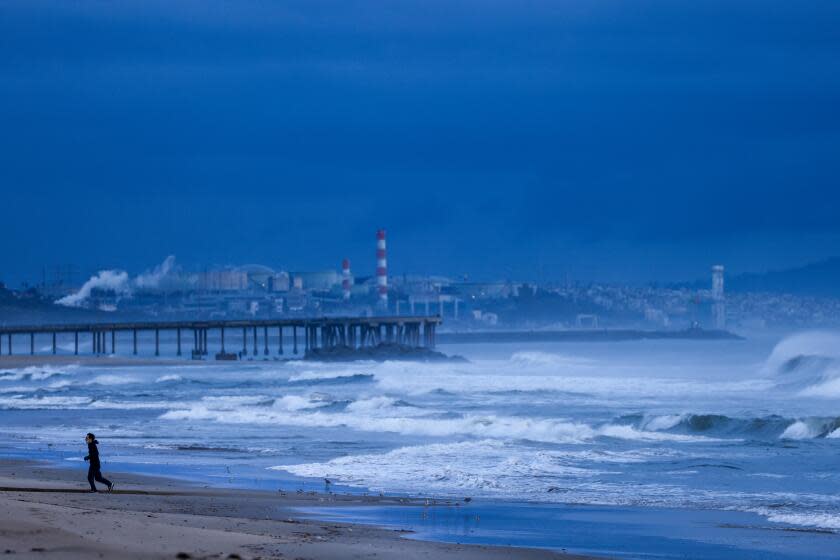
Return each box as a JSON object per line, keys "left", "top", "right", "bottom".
{"left": 0, "top": 316, "right": 441, "bottom": 358}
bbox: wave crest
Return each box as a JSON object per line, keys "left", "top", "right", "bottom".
{"left": 626, "top": 412, "right": 840, "bottom": 440}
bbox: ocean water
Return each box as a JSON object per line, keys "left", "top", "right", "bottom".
{"left": 1, "top": 331, "right": 840, "bottom": 557}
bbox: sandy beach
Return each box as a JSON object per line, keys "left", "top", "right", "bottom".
{"left": 0, "top": 355, "right": 208, "bottom": 368}
{"left": 0, "top": 459, "right": 596, "bottom": 560}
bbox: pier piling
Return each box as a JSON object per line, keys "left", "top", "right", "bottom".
{"left": 0, "top": 316, "right": 441, "bottom": 359}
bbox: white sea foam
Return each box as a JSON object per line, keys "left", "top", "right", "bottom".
{"left": 87, "top": 400, "right": 175, "bottom": 410}
{"left": 798, "top": 374, "right": 840, "bottom": 398}
{"left": 162, "top": 405, "right": 582, "bottom": 442}
{"left": 345, "top": 396, "right": 399, "bottom": 412}
{"left": 47, "top": 380, "right": 73, "bottom": 389}
{"left": 765, "top": 331, "right": 840, "bottom": 374}
{"left": 273, "top": 441, "right": 684, "bottom": 498}
{"left": 762, "top": 510, "right": 840, "bottom": 530}
{"left": 779, "top": 419, "right": 831, "bottom": 440}
{"left": 372, "top": 359, "right": 772, "bottom": 399}
{"left": 200, "top": 395, "right": 271, "bottom": 406}
{"left": 155, "top": 374, "right": 183, "bottom": 383}
{"left": 273, "top": 395, "right": 333, "bottom": 411}
{"left": 0, "top": 385, "right": 40, "bottom": 394}
{"left": 288, "top": 368, "right": 372, "bottom": 383}
{"left": 640, "top": 414, "right": 686, "bottom": 431}
{"left": 597, "top": 424, "right": 709, "bottom": 442}
{"left": 780, "top": 421, "right": 814, "bottom": 439}
{"left": 509, "top": 351, "right": 594, "bottom": 368}
{"left": 748, "top": 473, "right": 788, "bottom": 479}
{"left": 143, "top": 443, "right": 176, "bottom": 450}
{"left": 2, "top": 379, "right": 73, "bottom": 392}
{"left": 86, "top": 374, "right": 141, "bottom": 385}
{"left": 550, "top": 448, "right": 691, "bottom": 464}
{"left": 0, "top": 395, "right": 92, "bottom": 409}
{"left": 767, "top": 331, "right": 840, "bottom": 400}
{"left": 274, "top": 440, "right": 600, "bottom": 494}
{"left": 0, "top": 365, "right": 77, "bottom": 382}
{"left": 160, "top": 398, "right": 712, "bottom": 444}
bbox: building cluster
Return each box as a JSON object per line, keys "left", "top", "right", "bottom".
{"left": 71, "top": 266, "right": 523, "bottom": 324}
{"left": 533, "top": 283, "right": 838, "bottom": 330}
{"left": 723, "top": 292, "right": 840, "bottom": 329}
{"left": 12, "top": 234, "right": 840, "bottom": 331}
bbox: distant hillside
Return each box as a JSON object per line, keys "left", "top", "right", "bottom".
{"left": 727, "top": 258, "right": 840, "bottom": 298}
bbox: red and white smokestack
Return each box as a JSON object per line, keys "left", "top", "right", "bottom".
{"left": 376, "top": 229, "right": 388, "bottom": 308}
{"left": 342, "top": 258, "right": 351, "bottom": 300}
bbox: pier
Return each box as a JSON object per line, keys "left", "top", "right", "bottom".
{"left": 0, "top": 316, "right": 441, "bottom": 359}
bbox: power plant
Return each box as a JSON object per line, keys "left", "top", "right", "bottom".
{"left": 13, "top": 228, "right": 788, "bottom": 333}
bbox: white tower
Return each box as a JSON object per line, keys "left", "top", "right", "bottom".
{"left": 342, "top": 259, "right": 352, "bottom": 300}
{"left": 711, "top": 265, "right": 725, "bottom": 330}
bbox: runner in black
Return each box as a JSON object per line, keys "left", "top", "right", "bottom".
{"left": 84, "top": 433, "right": 114, "bottom": 493}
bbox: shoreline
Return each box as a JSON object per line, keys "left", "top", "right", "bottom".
{"left": 0, "top": 355, "right": 211, "bottom": 368}
{"left": 436, "top": 327, "right": 743, "bottom": 344}
{"left": 3, "top": 347, "right": 839, "bottom": 558}
{"left": 4, "top": 455, "right": 838, "bottom": 560}
{"left": 0, "top": 458, "right": 597, "bottom": 559}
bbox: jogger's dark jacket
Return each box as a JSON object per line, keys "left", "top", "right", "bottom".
{"left": 84, "top": 439, "right": 111, "bottom": 491}
{"left": 84, "top": 440, "right": 101, "bottom": 469}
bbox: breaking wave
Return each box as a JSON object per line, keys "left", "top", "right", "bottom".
{"left": 622, "top": 413, "right": 840, "bottom": 440}
{"left": 767, "top": 331, "right": 840, "bottom": 397}
{"left": 286, "top": 372, "right": 375, "bottom": 386}
{"left": 274, "top": 440, "right": 612, "bottom": 495}
{"left": 509, "top": 351, "right": 594, "bottom": 368}
{"left": 0, "top": 395, "right": 93, "bottom": 409}
{"left": 86, "top": 374, "right": 141, "bottom": 386}
{"left": 757, "top": 510, "right": 840, "bottom": 531}
{"left": 0, "top": 365, "right": 76, "bottom": 382}
{"left": 159, "top": 395, "right": 714, "bottom": 444}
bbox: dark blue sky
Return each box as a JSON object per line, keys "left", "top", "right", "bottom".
{"left": 2, "top": 0, "right": 838, "bottom": 286}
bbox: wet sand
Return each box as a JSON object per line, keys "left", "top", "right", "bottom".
{"left": 0, "top": 459, "right": 598, "bottom": 560}
{"left": 0, "top": 354, "right": 294, "bottom": 369}
{"left": 0, "top": 355, "right": 205, "bottom": 368}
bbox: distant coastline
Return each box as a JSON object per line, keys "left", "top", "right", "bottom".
{"left": 436, "top": 327, "right": 743, "bottom": 344}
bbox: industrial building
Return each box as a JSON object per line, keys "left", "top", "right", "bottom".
{"left": 17, "top": 226, "right": 791, "bottom": 331}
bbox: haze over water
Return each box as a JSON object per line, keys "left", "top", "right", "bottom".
{"left": 1, "top": 332, "right": 840, "bottom": 554}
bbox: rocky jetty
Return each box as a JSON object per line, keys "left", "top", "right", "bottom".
{"left": 305, "top": 342, "right": 466, "bottom": 363}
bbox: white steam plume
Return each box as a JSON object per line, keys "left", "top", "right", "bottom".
{"left": 55, "top": 255, "right": 178, "bottom": 308}
{"left": 55, "top": 269, "right": 131, "bottom": 307}
{"left": 134, "top": 255, "right": 176, "bottom": 289}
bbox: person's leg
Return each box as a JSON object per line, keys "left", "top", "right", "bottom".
{"left": 87, "top": 467, "right": 97, "bottom": 491}
{"left": 94, "top": 470, "right": 112, "bottom": 489}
